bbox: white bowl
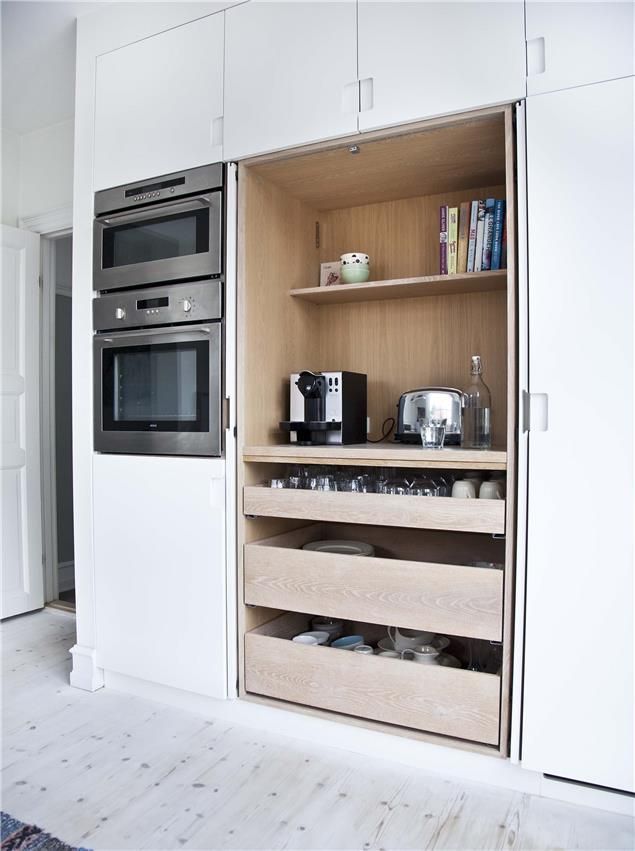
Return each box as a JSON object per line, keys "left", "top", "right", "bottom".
{"left": 293, "top": 630, "right": 330, "bottom": 645}
{"left": 340, "top": 252, "right": 369, "bottom": 265}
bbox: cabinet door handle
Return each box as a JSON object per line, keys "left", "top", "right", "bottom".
{"left": 528, "top": 393, "right": 549, "bottom": 432}
{"left": 527, "top": 36, "right": 546, "bottom": 76}
{"left": 359, "top": 77, "right": 374, "bottom": 112}
{"left": 341, "top": 81, "right": 359, "bottom": 114}
{"left": 211, "top": 116, "right": 224, "bottom": 147}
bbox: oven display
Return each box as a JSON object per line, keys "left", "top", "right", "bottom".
{"left": 137, "top": 296, "right": 169, "bottom": 310}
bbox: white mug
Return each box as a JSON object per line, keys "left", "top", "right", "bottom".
{"left": 479, "top": 481, "right": 503, "bottom": 500}
{"left": 387, "top": 626, "right": 436, "bottom": 651}
{"left": 452, "top": 480, "right": 476, "bottom": 499}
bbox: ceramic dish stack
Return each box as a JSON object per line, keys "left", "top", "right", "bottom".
{"left": 340, "top": 252, "right": 370, "bottom": 284}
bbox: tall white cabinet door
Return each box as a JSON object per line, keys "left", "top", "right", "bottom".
{"left": 93, "top": 455, "right": 228, "bottom": 699}
{"left": 357, "top": 1, "right": 525, "bottom": 133}
{"left": 522, "top": 78, "right": 634, "bottom": 793}
{"left": 94, "top": 13, "right": 224, "bottom": 191}
{"left": 526, "top": 2, "right": 635, "bottom": 96}
{"left": 0, "top": 226, "right": 43, "bottom": 619}
{"left": 224, "top": 1, "right": 358, "bottom": 160}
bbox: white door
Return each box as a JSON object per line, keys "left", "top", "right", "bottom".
{"left": 94, "top": 13, "right": 225, "bottom": 191}
{"left": 1, "top": 225, "right": 43, "bottom": 619}
{"left": 224, "top": 0, "right": 358, "bottom": 160}
{"left": 526, "top": 1, "right": 635, "bottom": 96}
{"left": 93, "top": 455, "right": 228, "bottom": 698}
{"left": 522, "top": 78, "right": 634, "bottom": 792}
{"left": 357, "top": 1, "right": 526, "bottom": 133}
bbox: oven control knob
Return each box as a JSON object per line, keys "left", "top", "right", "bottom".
{"left": 115, "top": 307, "right": 126, "bottom": 320}
{"left": 182, "top": 299, "right": 192, "bottom": 313}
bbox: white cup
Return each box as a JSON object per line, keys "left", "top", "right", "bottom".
{"left": 452, "top": 480, "right": 477, "bottom": 499}
{"left": 387, "top": 626, "right": 436, "bottom": 651}
{"left": 401, "top": 644, "right": 441, "bottom": 664}
{"left": 353, "top": 644, "right": 374, "bottom": 655}
{"left": 479, "top": 481, "right": 503, "bottom": 500}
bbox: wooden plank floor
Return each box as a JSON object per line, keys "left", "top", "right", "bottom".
{"left": 2, "top": 609, "right": 633, "bottom": 850}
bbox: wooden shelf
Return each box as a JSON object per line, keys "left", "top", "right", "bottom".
{"left": 290, "top": 271, "right": 507, "bottom": 305}
{"left": 243, "top": 443, "right": 507, "bottom": 471}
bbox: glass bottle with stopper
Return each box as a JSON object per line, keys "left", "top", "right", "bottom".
{"left": 461, "top": 355, "right": 492, "bottom": 449}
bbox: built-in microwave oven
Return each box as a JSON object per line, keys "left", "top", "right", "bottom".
{"left": 93, "top": 281, "right": 223, "bottom": 456}
{"left": 93, "top": 163, "right": 223, "bottom": 292}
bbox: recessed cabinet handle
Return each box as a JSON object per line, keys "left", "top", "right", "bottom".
{"left": 341, "top": 81, "right": 359, "bottom": 114}
{"left": 527, "top": 36, "right": 546, "bottom": 76}
{"left": 359, "top": 77, "right": 374, "bottom": 112}
{"left": 529, "top": 393, "right": 549, "bottom": 432}
{"left": 211, "top": 116, "right": 224, "bottom": 147}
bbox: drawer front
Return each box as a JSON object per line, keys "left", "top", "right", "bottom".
{"left": 244, "top": 543, "right": 503, "bottom": 641}
{"left": 243, "top": 487, "right": 505, "bottom": 534}
{"left": 245, "top": 614, "right": 500, "bottom": 745}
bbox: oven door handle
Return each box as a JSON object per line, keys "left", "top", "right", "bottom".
{"left": 96, "top": 324, "right": 215, "bottom": 344}
{"left": 97, "top": 194, "right": 216, "bottom": 226}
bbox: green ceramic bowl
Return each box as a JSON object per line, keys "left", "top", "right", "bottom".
{"left": 340, "top": 265, "right": 371, "bottom": 284}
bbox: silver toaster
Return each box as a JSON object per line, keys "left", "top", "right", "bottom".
{"left": 395, "top": 387, "right": 462, "bottom": 445}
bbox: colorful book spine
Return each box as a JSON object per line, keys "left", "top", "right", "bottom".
{"left": 491, "top": 199, "right": 506, "bottom": 270}
{"left": 474, "top": 200, "right": 486, "bottom": 272}
{"left": 439, "top": 205, "right": 448, "bottom": 274}
{"left": 481, "top": 198, "right": 496, "bottom": 271}
{"left": 457, "top": 201, "right": 470, "bottom": 273}
{"left": 447, "top": 206, "right": 458, "bottom": 274}
{"left": 466, "top": 200, "right": 479, "bottom": 272}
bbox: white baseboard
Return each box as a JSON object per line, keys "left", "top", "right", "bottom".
{"left": 70, "top": 644, "right": 104, "bottom": 691}
{"left": 58, "top": 561, "right": 75, "bottom": 593}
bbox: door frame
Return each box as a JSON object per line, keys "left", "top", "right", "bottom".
{"left": 20, "top": 206, "right": 73, "bottom": 603}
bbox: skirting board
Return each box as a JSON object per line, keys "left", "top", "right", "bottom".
{"left": 58, "top": 561, "right": 75, "bottom": 593}
{"left": 70, "top": 644, "right": 104, "bottom": 692}
{"left": 102, "top": 668, "right": 633, "bottom": 816}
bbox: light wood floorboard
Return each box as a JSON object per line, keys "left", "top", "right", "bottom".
{"left": 2, "top": 610, "right": 633, "bottom": 850}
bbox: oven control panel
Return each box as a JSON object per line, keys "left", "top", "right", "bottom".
{"left": 93, "top": 280, "right": 222, "bottom": 332}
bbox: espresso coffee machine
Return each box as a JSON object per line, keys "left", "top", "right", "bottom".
{"left": 280, "top": 370, "right": 367, "bottom": 445}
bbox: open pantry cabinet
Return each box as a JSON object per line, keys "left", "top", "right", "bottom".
{"left": 236, "top": 105, "right": 517, "bottom": 756}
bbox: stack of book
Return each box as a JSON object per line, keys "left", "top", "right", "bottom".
{"left": 439, "top": 199, "right": 506, "bottom": 275}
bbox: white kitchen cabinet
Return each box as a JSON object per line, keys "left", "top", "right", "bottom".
{"left": 93, "top": 454, "right": 228, "bottom": 698}
{"left": 522, "top": 78, "right": 634, "bottom": 792}
{"left": 526, "top": 1, "right": 635, "bottom": 96}
{"left": 357, "top": 1, "right": 525, "bottom": 133}
{"left": 94, "top": 13, "right": 224, "bottom": 191}
{"left": 224, "top": 1, "right": 358, "bottom": 160}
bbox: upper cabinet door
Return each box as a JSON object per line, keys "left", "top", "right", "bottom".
{"left": 526, "top": 1, "right": 635, "bottom": 96}
{"left": 224, "top": 1, "right": 358, "bottom": 161}
{"left": 94, "top": 14, "right": 224, "bottom": 191}
{"left": 357, "top": 1, "right": 526, "bottom": 133}
{"left": 522, "top": 78, "right": 634, "bottom": 793}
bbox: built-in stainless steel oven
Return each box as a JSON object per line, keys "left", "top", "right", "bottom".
{"left": 93, "top": 281, "right": 223, "bottom": 456}
{"left": 93, "top": 163, "right": 223, "bottom": 291}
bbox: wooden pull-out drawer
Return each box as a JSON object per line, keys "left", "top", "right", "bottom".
{"left": 245, "top": 612, "right": 500, "bottom": 746}
{"left": 243, "top": 486, "right": 505, "bottom": 534}
{"left": 244, "top": 525, "right": 503, "bottom": 640}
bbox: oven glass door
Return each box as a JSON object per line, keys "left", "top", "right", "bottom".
{"left": 94, "top": 193, "right": 222, "bottom": 290}
{"left": 96, "top": 324, "right": 221, "bottom": 456}
{"left": 103, "top": 340, "right": 209, "bottom": 432}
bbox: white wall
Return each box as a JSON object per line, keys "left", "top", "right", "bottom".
{"left": 19, "top": 119, "right": 74, "bottom": 221}
{"left": 1, "top": 127, "right": 20, "bottom": 226}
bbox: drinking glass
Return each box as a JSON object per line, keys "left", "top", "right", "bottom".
{"left": 419, "top": 418, "right": 446, "bottom": 449}
{"left": 269, "top": 477, "right": 287, "bottom": 488}
{"left": 433, "top": 474, "right": 451, "bottom": 496}
{"left": 408, "top": 476, "right": 438, "bottom": 496}
{"left": 379, "top": 477, "right": 409, "bottom": 495}
{"left": 316, "top": 474, "right": 338, "bottom": 492}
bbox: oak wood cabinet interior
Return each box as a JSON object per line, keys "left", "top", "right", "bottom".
{"left": 237, "top": 106, "right": 517, "bottom": 756}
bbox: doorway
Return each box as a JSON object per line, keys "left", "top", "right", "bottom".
{"left": 41, "top": 232, "right": 75, "bottom": 610}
